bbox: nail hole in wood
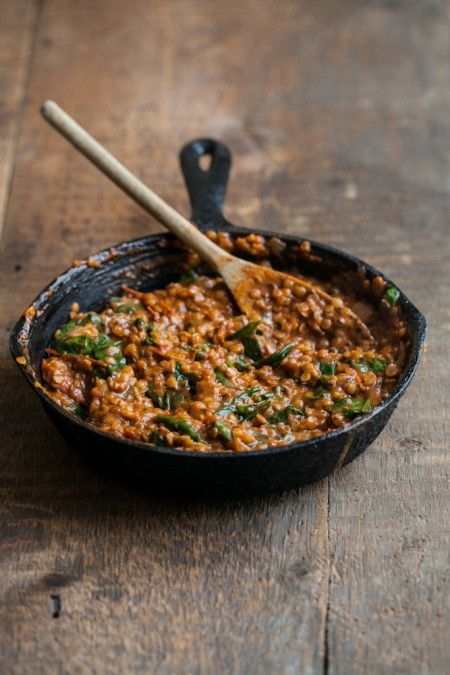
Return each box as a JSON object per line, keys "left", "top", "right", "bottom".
{"left": 48, "top": 594, "right": 61, "bottom": 618}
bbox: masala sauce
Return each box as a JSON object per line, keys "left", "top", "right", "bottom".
{"left": 41, "top": 234, "right": 407, "bottom": 452}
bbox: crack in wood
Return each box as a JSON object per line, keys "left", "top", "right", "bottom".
{"left": 323, "top": 476, "right": 331, "bottom": 675}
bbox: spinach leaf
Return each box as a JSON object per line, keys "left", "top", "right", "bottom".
{"left": 147, "top": 385, "right": 185, "bottom": 412}
{"left": 384, "top": 285, "right": 400, "bottom": 305}
{"left": 368, "top": 358, "right": 388, "bottom": 374}
{"left": 146, "top": 385, "right": 162, "bottom": 408}
{"left": 73, "top": 403, "right": 87, "bottom": 420}
{"left": 216, "top": 387, "right": 262, "bottom": 416}
{"left": 55, "top": 320, "right": 78, "bottom": 339}
{"left": 214, "top": 421, "right": 232, "bottom": 441}
{"left": 214, "top": 369, "right": 229, "bottom": 385}
{"left": 267, "top": 405, "right": 304, "bottom": 424}
{"left": 54, "top": 329, "right": 125, "bottom": 374}
{"left": 144, "top": 323, "right": 155, "bottom": 345}
{"left": 331, "top": 396, "right": 371, "bottom": 417}
{"left": 242, "top": 336, "right": 263, "bottom": 362}
{"left": 163, "top": 390, "right": 186, "bottom": 411}
{"left": 319, "top": 361, "right": 335, "bottom": 376}
{"left": 179, "top": 269, "right": 198, "bottom": 285}
{"left": 350, "top": 359, "right": 369, "bottom": 372}
{"left": 331, "top": 398, "right": 349, "bottom": 411}
{"left": 111, "top": 297, "right": 144, "bottom": 314}
{"left": 255, "top": 341, "right": 296, "bottom": 368}
{"left": 234, "top": 355, "right": 250, "bottom": 372}
{"left": 175, "top": 362, "right": 197, "bottom": 393}
{"left": 346, "top": 397, "right": 371, "bottom": 416}
{"left": 349, "top": 357, "right": 388, "bottom": 374}
{"left": 150, "top": 431, "right": 166, "bottom": 445}
{"left": 229, "top": 321, "right": 261, "bottom": 340}
{"left": 106, "top": 351, "right": 126, "bottom": 374}
{"left": 235, "top": 400, "right": 271, "bottom": 421}
{"left": 194, "top": 342, "right": 211, "bottom": 360}
{"left": 175, "top": 362, "right": 190, "bottom": 385}
{"left": 81, "top": 312, "right": 102, "bottom": 326}
{"left": 308, "top": 385, "right": 329, "bottom": 400}
{"left": 226, "top": 355, "right": 250, "bottom": 372}
{"left": 156, "top": 416, "right": 202, "bottom": 442}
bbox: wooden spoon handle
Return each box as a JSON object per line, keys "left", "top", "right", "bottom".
{"left": 40, "top": 100, "right": 233, "bottom": 270}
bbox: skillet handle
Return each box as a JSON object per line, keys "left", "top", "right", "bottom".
{"left": 180, "top": 138, "right": 232, "bottom": 229}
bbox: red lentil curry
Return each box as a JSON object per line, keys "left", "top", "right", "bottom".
{"left": 42, "top": 233, "right": 407, "bottom": 453}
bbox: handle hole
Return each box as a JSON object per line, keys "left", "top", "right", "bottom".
{"left": 199, "top": 153, "right": 212, "bottom": 172}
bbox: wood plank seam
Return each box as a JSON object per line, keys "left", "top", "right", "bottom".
{"left": 324, "top": 477, "right": 332, "bottom": 675}
{"left": 0, "top": 0, "right": 42, "bottom": 244}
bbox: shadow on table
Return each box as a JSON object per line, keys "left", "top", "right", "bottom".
{"left": 1, "top": 365, "right": 324, "bottom": 524}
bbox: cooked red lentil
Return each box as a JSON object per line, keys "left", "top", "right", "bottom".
{"left": 41, "top": 235, "right": 407, "bottom": 453}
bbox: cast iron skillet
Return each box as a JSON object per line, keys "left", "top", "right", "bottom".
{"left": 9, "top": 139, "right": 426, "bottom": 497}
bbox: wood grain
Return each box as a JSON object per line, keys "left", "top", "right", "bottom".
{"left": 323, "top": 3, "right": 450, "bottom": 673}
{"left": 0, "top": 1, "right": 330, "bottom": 673}
{"left": 0, "top": 0, "right": 448, "bottom": 673}
{"left": 0, "top": 0, "right": 39, "bottom": 235}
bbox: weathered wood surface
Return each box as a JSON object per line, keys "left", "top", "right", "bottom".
{"left": 0, "top": 0, "right": 448, "bottom": 673}
{"left": 0, "top": 0, "right": 39, "bottom": 234}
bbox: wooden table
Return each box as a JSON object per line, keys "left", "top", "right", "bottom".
{"left": 0, "top": 1, "right": 448, "bottom": 673}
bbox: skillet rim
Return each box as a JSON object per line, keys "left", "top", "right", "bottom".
{"left": 9, "top": 228, "right": 427, "bottom": 461}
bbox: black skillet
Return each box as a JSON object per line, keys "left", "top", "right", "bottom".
{"left": 10, "top": 138, "right": 426, "bottom": 497}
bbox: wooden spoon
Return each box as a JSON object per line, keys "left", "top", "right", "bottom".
{"left": 41, "top": 101, "right": 373, "bottom": 342}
